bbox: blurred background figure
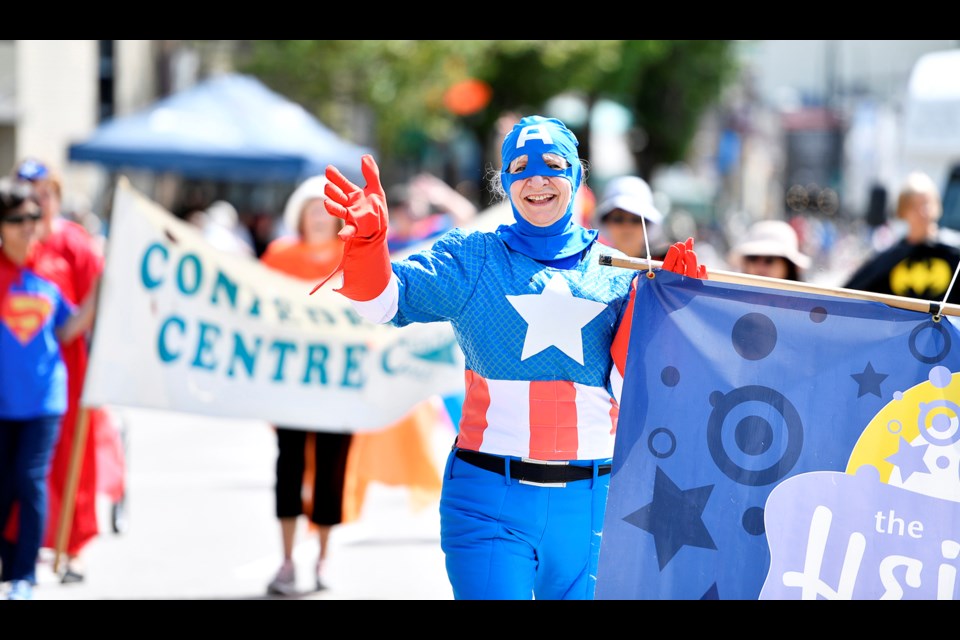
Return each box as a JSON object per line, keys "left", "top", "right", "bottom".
{"left": 0, "top": 177, "right": 96, "bottom": 600}
{"left": 61, "top": 192, "right": 107, "bottom": 256}
{"left": 259, "top": 176, "right": 353, "bottom": 596}
{"left": 594, "top": 175, "right": 669, "bottom": 260}
{"left": 573, "top": 181, "right": 596, "bottom": 230}
{"left": 843, "top": 170, "right": 960, "bottom": 304}
{"left": 728, "top": 219, "right": 811, "bottom": 282}
{"left": 385, "top": 172, "right": 478, "bottom": 253}
{"left": 188, "top": 200, "right": 255, "bottom": 257}
{"left": 8, "top": 158, "right": 107, "bottom": 585}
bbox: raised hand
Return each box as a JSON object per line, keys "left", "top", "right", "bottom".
{"left": 661, "top": 237, "right": 708, "bottom": 279}
{"left": 310, "top": 155, "right": 393, "bottom": 301}
{"left": 324, "top": 154, "right": 388, "bottom": 242}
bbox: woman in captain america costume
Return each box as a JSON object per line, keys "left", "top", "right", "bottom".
{"left": 314, "top": 115, "right": 707, "bottom": 599}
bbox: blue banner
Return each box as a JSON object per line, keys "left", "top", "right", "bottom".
{"left": 596, "top": 271, "right": 960, "bottom": 600}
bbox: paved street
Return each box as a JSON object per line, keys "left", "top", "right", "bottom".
{"left": 28, "top": 407, "right": 454, "bottom": 600}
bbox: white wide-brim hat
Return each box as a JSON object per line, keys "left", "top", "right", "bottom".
{"left": 595, "top": 175, "right": 664, "bottom": 225}
{"left": 282, "top": 175, "right": 330, "bottom": 236}
{"left": 729, "top": 219, "right": 811, "bottom": 270}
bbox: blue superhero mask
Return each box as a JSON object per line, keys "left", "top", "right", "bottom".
{"left": 496, "top": 116, "right": 597, "bottom": 262}
{"left": 500, "top": 116, "right": 582, "bottom": 196}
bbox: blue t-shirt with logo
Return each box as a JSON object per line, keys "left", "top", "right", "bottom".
{"left": 0, "top": 255, "right": 74, "bottom": 419}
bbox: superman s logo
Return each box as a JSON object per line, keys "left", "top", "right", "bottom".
{"left": 889, "top": 258, "right": 954, "bottom": 298}
{"left": 1, "top": 292, "right": 53, "bottom": 345}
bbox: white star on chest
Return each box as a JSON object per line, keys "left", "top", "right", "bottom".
{"left": 506, "top": 273, "right": 607, "bottom": 365}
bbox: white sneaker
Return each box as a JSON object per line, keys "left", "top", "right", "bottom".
{"left": 7, "top": 580, "right": 33, "bottom": 600}
{"left": 266, "top": 560, "right": 297, "bottom": 596}
{"left": 315, "top": 559, "right": 327, "bottom": 592}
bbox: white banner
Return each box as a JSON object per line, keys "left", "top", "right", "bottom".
{"left": 82, "top": 178, "right": 465, "bottom": 432}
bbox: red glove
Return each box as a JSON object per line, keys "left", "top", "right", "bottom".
{"left": 661, "top": 237, "right": 708, "bottom": 279}
{"left": 309, "top": 154, "right": 393, "bottom": 301}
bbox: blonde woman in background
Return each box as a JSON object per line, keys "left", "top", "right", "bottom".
{"left": 259, "top": 176, "right": 353, "bottom": 595}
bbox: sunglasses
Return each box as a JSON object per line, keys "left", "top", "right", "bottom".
{"left": 743, "top": 255, "right": 781, "bottom": 265}
{"left": 2, "top": 212, "right": 42, "bottom": 225}
{"left": 602, "top": 213, "right": 646, "bottom": 225}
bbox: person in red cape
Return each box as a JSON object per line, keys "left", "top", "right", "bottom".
{"left": 6, "top": 159, "right": 105, "bottom": 583}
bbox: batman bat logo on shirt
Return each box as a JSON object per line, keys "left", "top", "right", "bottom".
{"left": 889, "top": 258, "right": 954, "bottom": 298}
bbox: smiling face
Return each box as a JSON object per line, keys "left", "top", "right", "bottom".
{"left": 499, "top": 116, "right": 581, "bottom": 231}
{"left": 507, "top": 152, "right": 573, "bottom": 227}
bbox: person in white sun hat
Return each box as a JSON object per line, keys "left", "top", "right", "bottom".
{"left": 728, "top": 219, "right": 811, "bottom": 282}
{"left": 595, "top": 175, "right": 669, "bottom": 260}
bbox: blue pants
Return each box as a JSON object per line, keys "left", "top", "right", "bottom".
{"left": 0, "top": 415, "right": 62, "bottom": 584}
{"left": 439, "top": 448, "right": 610, "bottom": 600}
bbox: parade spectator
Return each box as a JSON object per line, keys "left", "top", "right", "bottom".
{"left": 594, "top": 175, "right": 669, "bottom": 260}
{"left": 728, "top": 219, "right": 811, "bottom": 282}
{"left": 844, "top": 171, "right": 960, "bottom": 304}
{"left": 12, "top": 158, "right": 106, "bottom": 584}
{"left": 0, "top": 178, "right": 96, "bottom": 600}
{"left": 314, "top": 115, "right": 706, "bottom": 599}
{"left": 385, "top": 172, "right": 478, "bottom": 253}
{"left": 259, "top": 176, "right": 353, "bottom": 595}
{"left": 189, "top": 200, "right": 256, "bottom": 257}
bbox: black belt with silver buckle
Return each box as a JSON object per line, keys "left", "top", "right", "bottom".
{"left": 455, "top": 448, "right": 611, "bottom": 485}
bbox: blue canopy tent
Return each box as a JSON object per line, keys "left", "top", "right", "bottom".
{"left": 68, "top": 73, "right": 371, "bottom": 184}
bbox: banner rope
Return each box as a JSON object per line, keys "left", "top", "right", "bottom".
{"left": 639, "top": 214, "right": 654, "bottom": 273}
{"left": 933, "top": 260, "right": 960, "bottom": 322}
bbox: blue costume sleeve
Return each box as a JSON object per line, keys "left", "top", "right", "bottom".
{"left": 390, "top": 228, "right": 487, "bottom": 326}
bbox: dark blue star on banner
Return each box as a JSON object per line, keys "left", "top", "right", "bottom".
{"left": 622, "top": 467, "right": 717, "bottom": 570}
{"left": 851, "top": 361, "right": 888, "bottom": 398}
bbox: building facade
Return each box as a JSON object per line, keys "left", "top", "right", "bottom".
{"left": 2, "top": 40, "right": 958, "bottom": 226}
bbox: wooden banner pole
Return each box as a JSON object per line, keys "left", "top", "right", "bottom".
{"left": 51, "top": 251, "right": 106, "bottom": 575}
{"left": 52, "top": 405, "right": 91, "bottom": 575}
{"left": 598, "top": 255, "right": 960, "bottom": 319}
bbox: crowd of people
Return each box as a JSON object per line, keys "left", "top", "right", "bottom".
{"left": 2, "top": 112, "right": 960, "bottom": 601}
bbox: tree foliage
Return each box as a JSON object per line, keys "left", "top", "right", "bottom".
{"left": 235, "top": 40, "right": 741, "bottom": 192}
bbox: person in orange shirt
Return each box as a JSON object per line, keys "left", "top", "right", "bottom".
{"left": 259, "top": 176, "right": 353, "bottom": 595}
